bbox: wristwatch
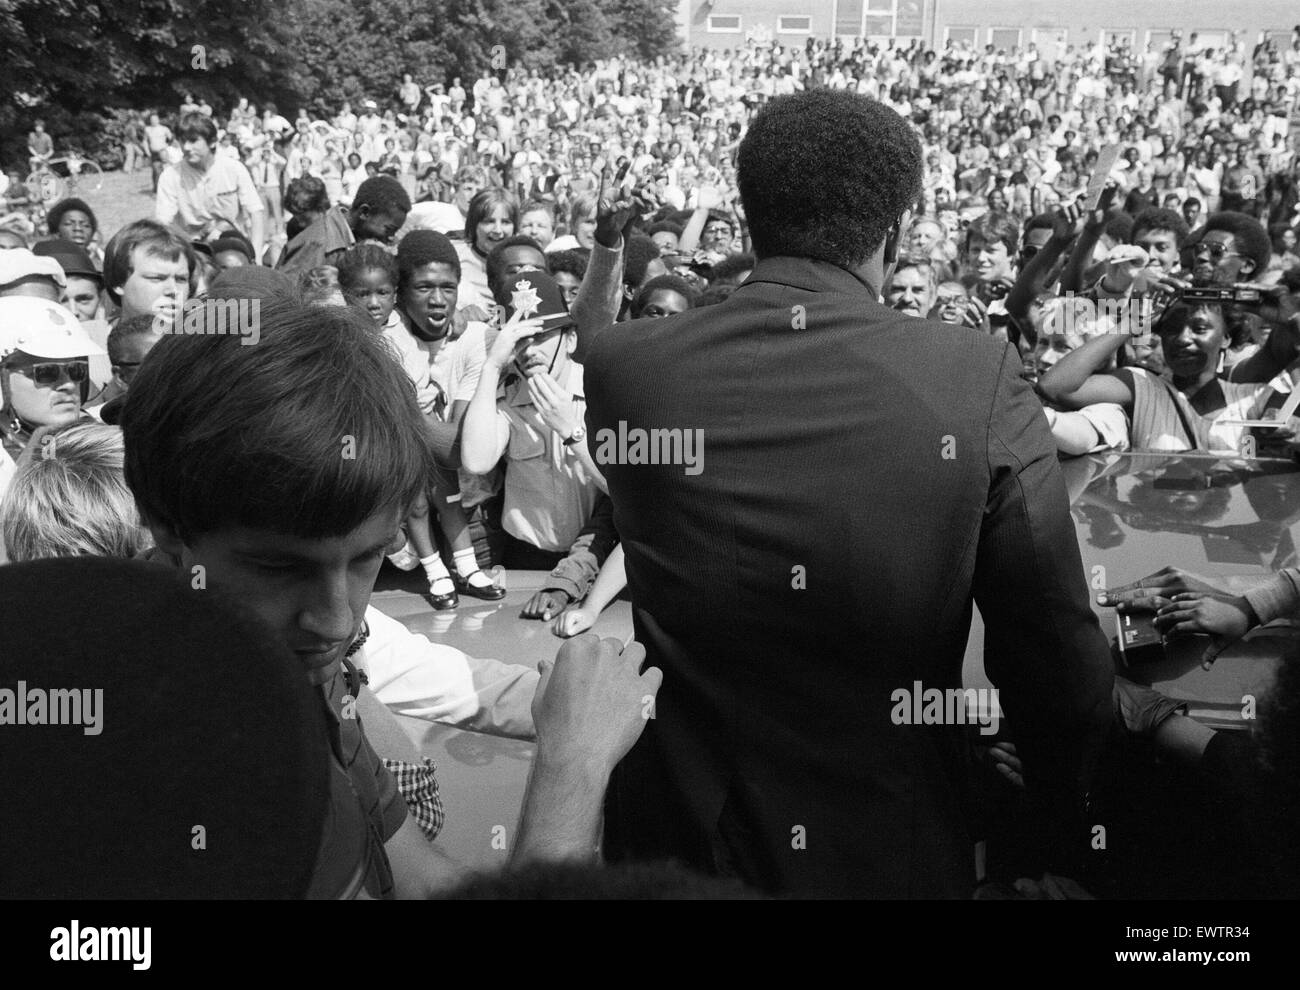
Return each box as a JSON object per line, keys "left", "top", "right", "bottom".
{"left": 562, "top": 425, "right": 586, "bottom": 447}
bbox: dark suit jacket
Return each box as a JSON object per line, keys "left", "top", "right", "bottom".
{"left": 584, "top": 256, "right": 1114, "bottom": 898}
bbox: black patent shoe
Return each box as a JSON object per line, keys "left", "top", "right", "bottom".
{"left": 454, "top": 571, "right": 506, "bottom": 601}
{"left": 423, "top": 585, "right": 459, "bottom": 610}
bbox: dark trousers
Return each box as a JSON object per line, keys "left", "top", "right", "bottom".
{"left": 502, "top": 531, "right": 566, "bottom": 571}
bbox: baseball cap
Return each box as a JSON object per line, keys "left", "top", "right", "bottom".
{"left": 31, "top": 238, "right": 101, "bottom": 282}
{"left": 0, "top": 248, "right": 67, "bottom": 290}
{"left": 0, "top": 296, "right": 107, "bottom": 360}
{"left": 405, "top": 201, "right": 466, "bottom": 235}
{"left": 499, "top": 270, "right": 574, "bottom": 333}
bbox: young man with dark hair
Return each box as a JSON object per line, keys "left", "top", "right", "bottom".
{"left": 156, "top": 113, "right": 265, "bottom": 252}
{"left": 964, "top": 211, "right": 1022, "bottom": 296}
{"left": 92, "top": 314, "right": 162, "bottom": 423}
{"left": 1019, "top": 213, "right": 1057, "bottom": 269}
{"left": 547, "top": 249, "right": 588, "bottom": 307}
{"left": 101, "top": 219, "right": 196, "bottom": 325}
{"left": 619, "top": 234, "right": 667, "bottom": 318}
{"left": 485, "top": 235, "right": 549, "bottom": 303}
{"left": 120, "top": 299, "right": 660, "bottom": 897}
{"left": 585, "top": 88, "right": 1115, "bottom": 898}
{"left": 1130, "top": 207, "right": 1191, "bottom": 276}
{"left": 630, "top": 274, "right": 696, "bottom": 319}
{"left": 278, "top": 176, "right": 412, "bottom": 274}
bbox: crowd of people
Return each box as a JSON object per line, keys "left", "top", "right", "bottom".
{"left": 2, "top": 25, "right": 1300, "bottom": 900}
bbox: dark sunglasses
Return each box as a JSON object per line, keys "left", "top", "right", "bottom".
{"left": 15, "top": 360, "right": 89, "bottom": 386}
{"left": 1195, "top": 242, "right": 1240, "bottom": 260}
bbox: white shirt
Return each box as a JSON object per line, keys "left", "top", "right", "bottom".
{"left": 155, "top": 155, "right": 263, "bottom": 237}
{"left": 357, "top": 606, "right": 538, "bottom": 738}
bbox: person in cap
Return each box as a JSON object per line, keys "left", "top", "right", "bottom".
{"left": 31, "top": 238, "right": 112, "bottom": 392}
{"left": 0, "top": 295, "right": 105, "bottom": 461}
{"left": 0, "top": 247, "right": 66, "bottom": 302}
{"left": 33, "top": 238, "right": 103, "bottom": 323}
{"left": 210, "top": 231, "right": 256, "bottom": 271}
{"left": 461, "top": 270, "right": 605, "bottom": 568}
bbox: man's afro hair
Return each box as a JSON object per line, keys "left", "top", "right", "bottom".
{"left": 737, "top": 90, "right": 923, "bottom": 269}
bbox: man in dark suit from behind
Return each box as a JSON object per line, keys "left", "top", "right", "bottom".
{"left": 584, "top": 90, "right": 1114, "bottom": 898}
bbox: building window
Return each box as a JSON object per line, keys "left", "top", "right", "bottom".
{"left": 863, "top": 14, "right": 893, "bottom": 37}
{"left": 866, "top": 0, "right": 893, "bottom": 11}
{"left": 835, "top": 0, "right": 864, "bottom": 38}
{"left": 707, "top": 14, "right": 741, "bottom": 33}
{"left": 945, "top": 27, "right": 977, "bottom": 48}
{"left": 777, "top": 15, "right": 812, "bottom": 34}
{"left": 989, "top": 28, "right": 1022, "bottom": 52}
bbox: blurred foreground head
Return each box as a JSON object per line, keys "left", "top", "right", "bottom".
{"left": 0, "top": 557, "right": 329, "bottom": 897}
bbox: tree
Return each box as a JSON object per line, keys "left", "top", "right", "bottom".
{"left": 0, "top": 0, "right": 680, "bottom": 169}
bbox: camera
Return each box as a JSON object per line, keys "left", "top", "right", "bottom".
{"left": 1180, "top": 286, "right": 1263, "bottom": 305}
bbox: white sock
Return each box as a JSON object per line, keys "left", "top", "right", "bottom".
{"left": 421, "top": 554, "right": 454, "bottom": 593}
{"left": 454, "top": 548, "right": 493, "bottom": 587}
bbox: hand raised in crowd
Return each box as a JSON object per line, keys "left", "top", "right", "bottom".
{"left": 1051, "top": 201, "right": 1086, "bottom": 245}
{"left": 1081, "top": 183, "right": 1119, "bottom": 232}
{"left": 961, "top": 294, "right": 991, "bottom": 333}
{"left": 531, "top": 634, "right": 662, "bottom": 778}
{"left": 594, "top": 160, "right": 641, "bottom": 249}
{"left": 521, "top": 588, "right": 572, "bottom": 621}
{"left": 694, "top": 184, "right": 725, "bottom": 211}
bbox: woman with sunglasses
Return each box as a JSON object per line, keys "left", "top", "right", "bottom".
{"left": 0, "top": 296, "right": 104, "bottom": 463}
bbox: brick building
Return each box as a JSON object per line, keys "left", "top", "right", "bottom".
{"left": 677, "top": 1, "right": 1296, "bottom": 57}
